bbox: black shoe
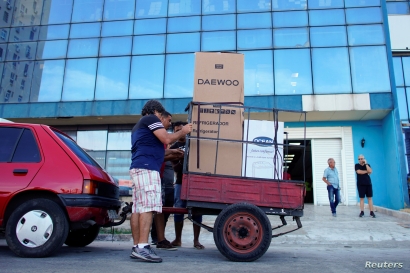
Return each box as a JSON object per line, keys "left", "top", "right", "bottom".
{"left": 359, "top": 211, "right": 364, "bottom": 217}
{"left": 156, "top": 239, "right": 177, "bottom": 251}
{"left": 370, "top": 211, "right": 376, "bottom": 218}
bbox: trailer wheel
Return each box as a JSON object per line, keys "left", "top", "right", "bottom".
{"left": 213, "top": 203, "right": 272, "bottom": 262}
{"left": 65, "top": 225, "right": 100, "bottom": 247}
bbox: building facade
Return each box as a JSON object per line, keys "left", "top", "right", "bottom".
{"left": 0, "top": 0, "right": 409, "bottom": 209}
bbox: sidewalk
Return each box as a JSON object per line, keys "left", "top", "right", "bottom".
{"left": 98, "top": 204, "right": 410, "bottom": 247}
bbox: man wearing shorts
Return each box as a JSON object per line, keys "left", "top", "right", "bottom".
{"left": 129, "top": 100, "right": 192, "bottom": 263}
{"left": 355, "top": 154, "right": 376, "bottom": 218}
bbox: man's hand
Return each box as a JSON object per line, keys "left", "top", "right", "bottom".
{"left": 182, "top": 123, "right": 192, "bottom": 134}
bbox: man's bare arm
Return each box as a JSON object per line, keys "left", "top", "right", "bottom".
{"left": 153, "top": 123, "right": 192, "bottom": 145}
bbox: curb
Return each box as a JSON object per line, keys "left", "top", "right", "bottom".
{"left": 373, "top": 205, "right": 410, "bottom": 221}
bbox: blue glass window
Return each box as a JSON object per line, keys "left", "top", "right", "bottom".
{"left": 386, "top": 2, "right": 410, "bottom": 14}
{"left": 129, "top": 55, "right": 165, "bottom": 99}
{"left": 349, "top": 46, "right": 391, "bottom": 93}
{"left": 274, "top": 49, "right": 312, "bottom": 95}
{"left": 309, "top": 9, "right": 345, "bottom": 26}
{"left": 308, "top": 0, "right": 344, "bottom": 9}
{"left": 70, "top": 23, "right": 101, "bottom": 38}
{"left": 12, "top": 0, "right": 43, "bottom": 27}
{"left": 347, "top": 25, "right": 384, "bottom": 46}
{"left": 202, "top": 31, "right": 236, "bottom": 51}
{"left": 72, "top": 0, "right": 104, "bottom": 23}
{"left": 10, "top": 26, "right": 39, "bottom": 42}
{"left": 272, "top": 11, "right": 308, "bottom": 28}
{"left": 166, "top": 33, "right": 200, "bottom": 53}
{"left": 237, "top": 0, "right": 271, "bottom": 12}
{"left": 103, "top": 0, "right": 135, "bottom": 21}
{"left": 134, "top": 18, "right": 166, "bottom": 34}
{"left": 31, "top": 60, "right": 65, "bottom": 102}
{"left": 0, "top": 28, "right": 9, "bottom": 43}
{"left": 102, "top": 21, "right": 133, "bottom": 37}
{"left": 397, "top": 88, "right": 409, "bottom": 120}
{"left": 202, "top": 14, "right": 235, "bottom": 31}
{"left": 133, "top": 35, "right": 166, "bottom": 54}
{"left": 346, "top": 7, "right": 382, "bottom": 24}
{"left": 403, "top": 57, "right": 410, "bottom": 86}
{"left": 240, "top": 50, "right": 274, "bottom": 96}
{"left": 272, "top": 0, "right": 307, "bottom": 10}
{"left": 164, "top": 53, "right": 194, "bottom": 98}
{"left": 312, "top": 48, "right": 351, "bottom": 94}
{"left": 100, "top": 37, "right": 132, "bottom": 56}
{"left": 203, "top": 0, "right": 235, "bottom": 14}
{"left": 39, "top": 25, "right": 70, "bottom": 40}
{"left": 95, "top": 57, "right": 130, "bottom": 100}
{"left": 168, "top": 0, "right": 201, "bottom": 16}
{"left": 310, "top": 26, "right": 347, "bottom": 47}
{"left": 393, "top": 57, "right": 404, "bottom": 87}
{"left": 6, "top": 42, "right": 37, "bottom": 61}
{"left": 168, "top": 16, "right": 201, "bottom": 33}
{"left": 36, "top": 40, "right": 68, "bottom": 59}
{"left": 238, "top": 29, "right": 272, "bottom": 49}
{"left": 273, "top": 28, "right": 309, "bottom": 48}
{"left": 345, "top": 0, "right": 380, "bottom": 7}
{"left": 67, "top": 39, "right": 99, "bottom": 58}
{"left": 41, "top": 0, "right": 73, "bottom": 25}
{"left": 62, "top": 58, "right": 97, "bottom": 101}
{"left": 135, "top": 0, "right": 168, "bottom": 18}
{"left": 238, "top": 13, "right": 272, "bottom": 29}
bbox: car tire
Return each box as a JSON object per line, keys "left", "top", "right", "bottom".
{"left": 65, "top": 225, "right": 100, "bottom": 247}
{"left": 5, "top": 198, "right": 69, "bottom": 258}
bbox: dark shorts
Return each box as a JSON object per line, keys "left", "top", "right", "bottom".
{"left": 357, "top": 184, "right": 373, "bottom": 198}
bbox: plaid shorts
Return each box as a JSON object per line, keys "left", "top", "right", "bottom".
{"left": 130, "top": 168, "right": 162, "bottom": 213}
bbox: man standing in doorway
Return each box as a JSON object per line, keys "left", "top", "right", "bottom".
{"left": 355, "top": 154, "right": 376, "bottom": 218}
{"left": 322, "top": 158, "right": 341, "bottom": 217}
{"left": 129, "top": 100, "right": 192, "bottom": 263}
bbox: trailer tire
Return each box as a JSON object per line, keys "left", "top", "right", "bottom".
{"left": 213, "top": 202, "right": 272, "bottom": 262}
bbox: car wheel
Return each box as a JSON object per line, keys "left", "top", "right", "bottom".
{"left": 213, "top": 202, "right": 272, "bottom": 262}
{"left": 65, "top": 225, "right": 100, "bottom": 247}
{"left": 5, "top": 198, "right": 69, "bottom": 258}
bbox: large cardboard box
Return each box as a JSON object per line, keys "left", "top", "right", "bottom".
{"left": 189, "top": 52, "right": 244, "bottom": 176}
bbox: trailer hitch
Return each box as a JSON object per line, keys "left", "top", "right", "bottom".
{"left": 272, "top": 216, "right": 302, "bottom": 238}
{"left": 102, "top": 202, "right": 133, "bottom": 227}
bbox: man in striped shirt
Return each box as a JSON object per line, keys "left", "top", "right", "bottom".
{"left": 129, "top": 100, "right": 192, "bottom": 263}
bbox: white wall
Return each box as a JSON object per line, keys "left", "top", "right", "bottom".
{"left": 388, "top": 15, "right": 410, "bottom": 51}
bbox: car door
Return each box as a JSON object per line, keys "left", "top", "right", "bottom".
{"left": 0, "top": 126, "right": 44, "bottom": 221}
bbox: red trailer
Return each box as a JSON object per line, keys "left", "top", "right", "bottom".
{"left": 162, "top": 102, "right": 307, "bottom": 262}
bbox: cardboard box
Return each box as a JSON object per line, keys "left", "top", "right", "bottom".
{"left": 188, "top": 52, "right": 244, "bottom": 176}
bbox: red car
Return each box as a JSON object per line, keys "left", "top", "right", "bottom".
{"left": 0, "top": 122, "right": 122, "bottom": 258}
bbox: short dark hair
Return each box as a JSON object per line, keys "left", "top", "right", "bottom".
{"left": 141, "top": 100, "right": 165, "bottom": 116}
{"left": 173, "top": 121, "right": 187, "bottom": 128}
{"left": 162, "top": 111, "right": 172, "bottom": 118}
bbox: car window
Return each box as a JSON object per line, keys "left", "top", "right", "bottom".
{"left": 0, "top": 127, "right": 23, "bottom": 162}
{"left": 54, "top": 130, "right": 102, "bottom": 169}
{"left": 12, "top": 129, "right": 41, "bottom": 162}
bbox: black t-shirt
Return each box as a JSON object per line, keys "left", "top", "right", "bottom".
{"left": 355, "top": 163, "right": 372, "bottom": 186}
{"left": 170, "top": 141, "right": 185, "bottom": 184}
{"left": 162, "top": 161, "right": 174, "bottom": 189}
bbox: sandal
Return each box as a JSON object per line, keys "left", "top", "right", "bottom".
{"left": 194, "top": 243, "right": 205, "bottom": 250}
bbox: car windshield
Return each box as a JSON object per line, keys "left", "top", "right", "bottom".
{"left": 54, "top": 130, "right": 102, "bottom": 169}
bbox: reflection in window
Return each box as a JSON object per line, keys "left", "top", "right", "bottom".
{"left": 397, "top": 88, "right": 409, "bottom": 120}
{"left": 238, "top": 29, "right": 272, "bottom": 49}
{"left": 129, "top": 55, "right": 164, "bottom": 99}
{"left": 31, "top": 60, "right": 65, "bottom": 102}
{"left": 350, "top": 46, "right": 391, "bottom": 93}
{"left": 86, "top": 151, "right": 106, "bottom": 168}
{"left": 107, "top": 131, "right": 131, "bottom": 150}
{"left": 346, "top": 7, "right": 382, "bottom": 25}
{"left": 272, "top": 0, "right": 307, "bottom": 10}
{"left": 0, "top": 62, "right": 30, "bottom": 103}
{"left": 12, "top": 0, "right": 43, "bottom": 26}
{"left": 166, "top": 33, "right": 199, "bottom": 53}
{"left": 62, "top": 58, "right": 97, "bottom": 101}
{"left": 386, "top": 2, "right": 409, "bottom": 14}
{"left": 312, "top": 48, "right": 351, "bottom": 94}
{"left": 67, "top": 38, "right": 99, "bottom": 58}
{"left": 272, "top": 11, "right": 308, "bottom": 28}
{"left": 273, "top": 28, "right": 309, "bottom": 48}
{"left": 41, "top": 0, "right": 73, "bottom": 25}
{"left": 202, "top": 31, "right": 235, "bottom": 51}
{"left": 106, "top": 151, "right": 131, "bottom": 180}
{"left": 237, "top": 0, "right": 271, "bottom": 12}
{"left": 102, "top": 21, "right": 133, "bottom": 37}
{"left": 72, "top": 0, "right": 103, "bottom": 23}
{"left": 134, "top": 18, "right": 166, "bottom": 34}
{"left": 103, "top": 0, "right": 135, "bottom": 21}
{"left": 238, "top": 13, "right": 271, "bottom": 29}
{"left": 310, "top": 26, "right": 347, "bottom": 47}
{"left": 100, "top": 36, "right": 132, "bottom": 56}
{"left": 168, "top": 16, "right": 200, "bottom": 33}
{"left": 309, "top": 9, "right": 345, "bottom": 26}
{"left": 345, "top": 0, "right": 380, "bottom": 8}
{"left": 402, "top": 57, "right": 410, "bottom": 86}
{"left": 135, "top": 0, "right": 168, "bottom": 18}
{"left": 393, "top": 57, "right": 404, "bottom": 87}
{"left": 39, "top": 25, "right": 70, "bottom": 40}
{"left": 133, "top": 35, "right": 165, "bottom": 55}
{"left": 241, "top": 50, "right": 274, "bottom": 96}
{"left": 168, "top": 0, "right": 201, "bottom": 16}
{"left": 164, "top": 53, "right": 194, "bottom": 98}
{"left": 347, "top": 25, "right": 384, "bottom": 46}
{"left": 202, "top": 14, "right": 235, "bottom": 31}
{"left": 308, "top": 0, "right": 344, "bottom": 9}
{"left": 36, "top": 40, "right": 68, "bottom": 59}
{"left": 5, "top": 42, "right": 37, "bottom": 61}
{"left": 77, "top": 130, "right": 107, "bottom": 151}
{"left": 70, "top": 23, "right": 101, "bottom": 38}
{"left": 95, "top": 57, "right": 130, "bottom": 100}
{"left": 203, "top": 0, "right": 235, "bottom": 14}
{"left": 274, "top": 49, "right": 312, "bottom": 95}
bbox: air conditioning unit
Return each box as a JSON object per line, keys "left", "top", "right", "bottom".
{"left": 7, "top": 4, "right": 12, "bottom": 10}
